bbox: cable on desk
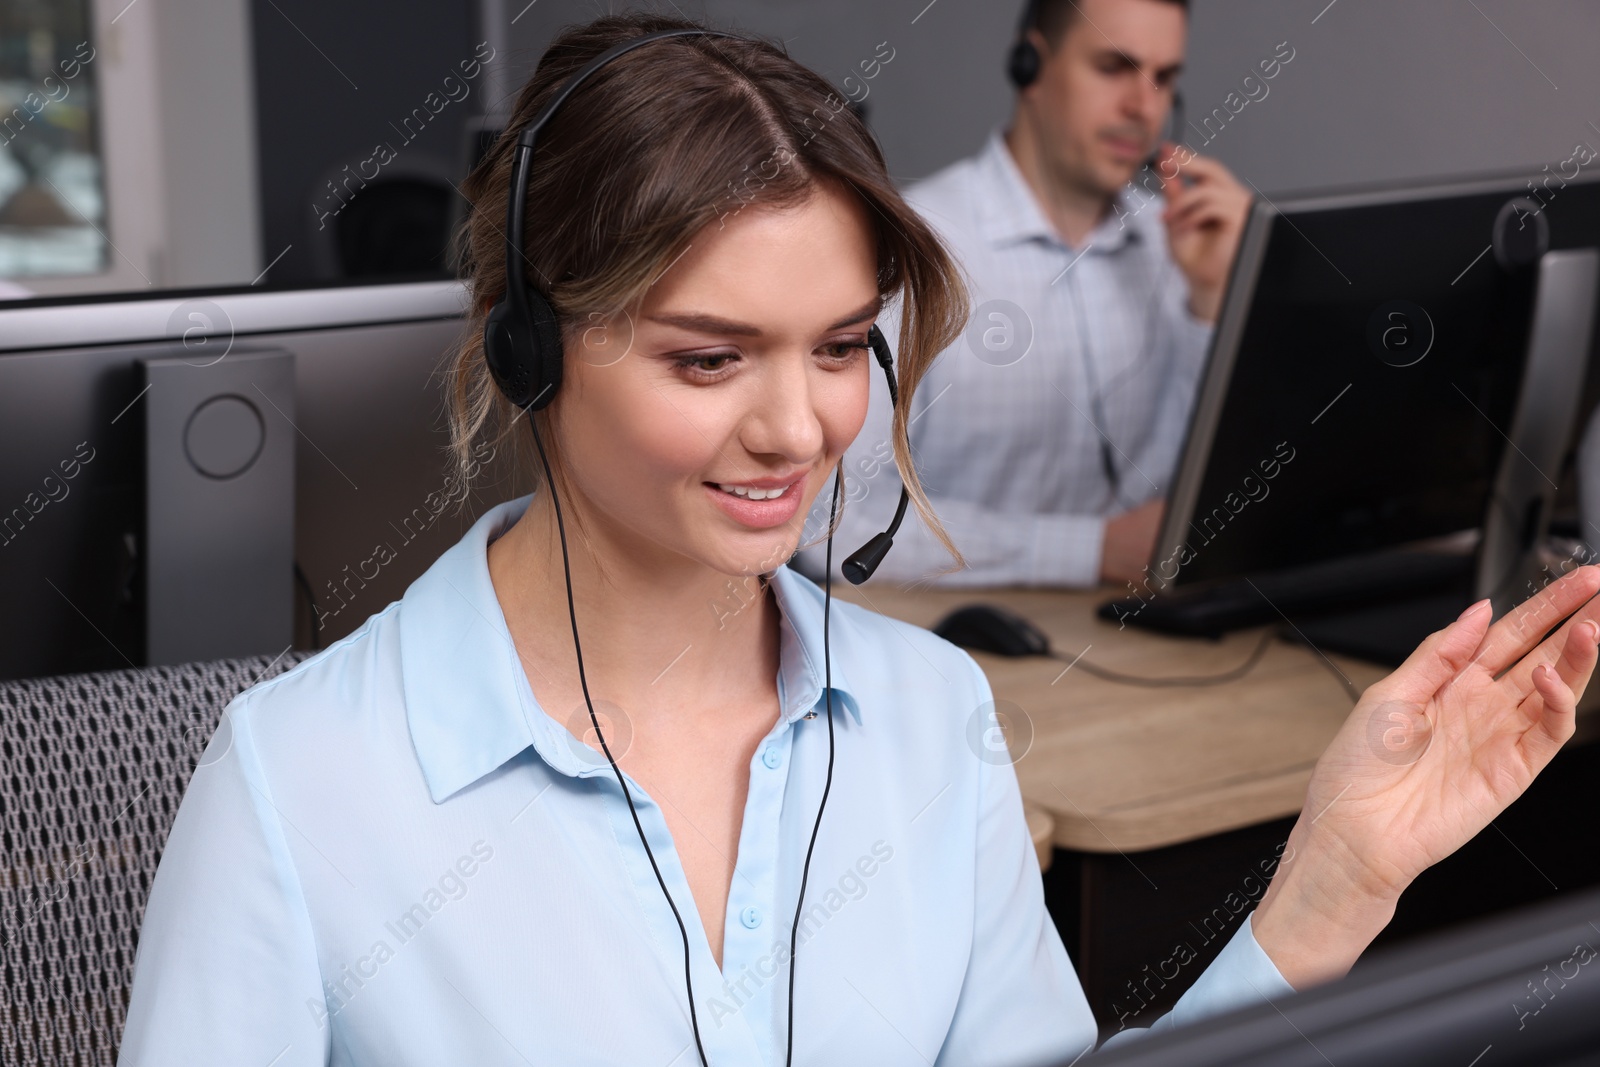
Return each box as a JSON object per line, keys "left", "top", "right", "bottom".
{"left": 1294, "top": 631, "right": 1363, "bottom": 705}
{"left": 1048, "top": 630, "right": 1276, "bottom": 688}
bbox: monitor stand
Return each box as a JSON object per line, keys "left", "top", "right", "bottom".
{"left": 1473, "top": 248, "right": 1599, "bottom": 617}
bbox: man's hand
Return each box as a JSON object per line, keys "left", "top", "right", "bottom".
{"left": 1156, "top": 147, "right": 1252, "bottom": 324}
{"left": 1100, "top": 498, "right": 1165, "bottom": 586}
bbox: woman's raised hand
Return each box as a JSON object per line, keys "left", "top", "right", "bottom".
{"left": 1252, "top": 564, "right": 1600, "bottom": 988}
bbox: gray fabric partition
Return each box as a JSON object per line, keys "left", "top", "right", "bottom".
{"left": 0, "top": 651, "right": 315, "bottom": 1066}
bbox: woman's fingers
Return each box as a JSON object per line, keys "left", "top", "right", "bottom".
{"left": 1502, "top": 613, "right": 1600, "bottom": 709}
{"left": 1473, "top": 566, "right": 1600, "bottom": 676}
{"left": 1383, "top": 598, "right": 1493, "bottom": 702}
{"left": 1522, "top": 658, "right": 1582, "bottom": 769}
{"left": 1552, "top": 616, "right": 1600, "bottom": 695}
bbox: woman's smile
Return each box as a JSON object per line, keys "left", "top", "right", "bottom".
{"left": 703, "top": 472, "right": 809, "bottom": 529}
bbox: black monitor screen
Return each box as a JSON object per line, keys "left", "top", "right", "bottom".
{"left": 1162, "top": 173, "right": 1600, "bottom": 587}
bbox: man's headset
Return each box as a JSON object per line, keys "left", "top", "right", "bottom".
{"left": 1005, "top": 0, "right": 1048, "bottom": 90}
{"left": 478, "top": 27, "right": 911, "bottom": 1067}
{"left": 1005, "top": 0, "right": 1185, "bottom": 174}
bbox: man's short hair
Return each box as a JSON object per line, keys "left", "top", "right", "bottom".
{"left": 1025, "top": 0, "right": 1189, "bottom": 48}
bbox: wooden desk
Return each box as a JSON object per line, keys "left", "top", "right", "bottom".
{"left": 836, "top": 582, "right": 1600, "bottom": 852}
{"left": 831, "top": 583, "right": 1399, "bottom": 852}
{"left": 833, "top": 581, "right": 1600, "bottom": 1031}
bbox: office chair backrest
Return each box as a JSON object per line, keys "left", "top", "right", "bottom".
{"left": 0, "top": 652, "right": 314, "bottom": 1066}
{"left": 305, "top": 152, "right": 461, "bottom": 280}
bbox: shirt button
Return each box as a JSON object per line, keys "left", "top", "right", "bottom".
{"left": 761, "top": 746, "right": 782, "bottom": 769}
{"left": 740, "top": 906, "right": 762, "bottom": 929}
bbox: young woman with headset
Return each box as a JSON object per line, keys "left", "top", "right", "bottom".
{"left": 119, "top": 15, "right": 1600, "bottom": 1067}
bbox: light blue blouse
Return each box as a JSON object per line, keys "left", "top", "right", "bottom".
{"left": 118, "top": 495, "right": 1292, "bottom": 1066}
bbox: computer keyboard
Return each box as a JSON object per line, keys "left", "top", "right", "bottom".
{"left": 1097, "top": 549, "right": 1475, "bottom": 639}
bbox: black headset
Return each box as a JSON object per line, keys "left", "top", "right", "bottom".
{"left": 478, "top": 27, "right": 911, "bottom": 1067}
{"left": 1006, "top": 0, "right": 1045, "bottom": 89}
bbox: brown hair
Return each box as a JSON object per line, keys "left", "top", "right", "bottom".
{"left": 447, "top": 11, "right": 967, "bottom": 567}
{"left": 1028, "top": 0, "right": 1189, "bottom": 48}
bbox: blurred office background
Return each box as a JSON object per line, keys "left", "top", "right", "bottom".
{"left": 6, "top": 5, "right": 1600, "bottom": 1063}
{"left": 1, "top": 0, "right": 1598, "bottom": 294}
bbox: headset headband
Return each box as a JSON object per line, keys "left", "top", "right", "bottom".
{"left": 1015, "top": 0, "right": 1039, "bottom": 37}
{"left": 500, "top": 30, "right": 746, "bottom": 377}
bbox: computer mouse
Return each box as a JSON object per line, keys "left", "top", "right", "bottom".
{"left": 931, "top": 603, "right": 1053, "bottom": 658}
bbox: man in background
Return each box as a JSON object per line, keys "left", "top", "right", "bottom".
{"left": 803, "top": 0, "right": 1254, "bottom": 587}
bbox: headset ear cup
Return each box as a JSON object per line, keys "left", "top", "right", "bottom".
{"left": 483, "top": 296, "right": 533, "bottom": 409}
{"left": 1007, "top": 39, "right": 1039, "bottom": 89}
{"left": 525, "top": 287, "right": 564, "bottom": 410}
{"left": 482, "top": 286, "right": 564, "bottom": 411}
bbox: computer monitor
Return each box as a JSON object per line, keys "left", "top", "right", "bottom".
{"left": 1078, "top": 883, "right": 1600, "bottom": 1067}
{"left": 1103, "top": 170, "right": 1600, "bottom": 655}
{"left": 0, "top": 280, "right": 513, "bottom": 682}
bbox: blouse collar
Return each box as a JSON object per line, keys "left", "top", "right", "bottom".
{"left": 399, "top": 494, "right": 862, "bottom": 803}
